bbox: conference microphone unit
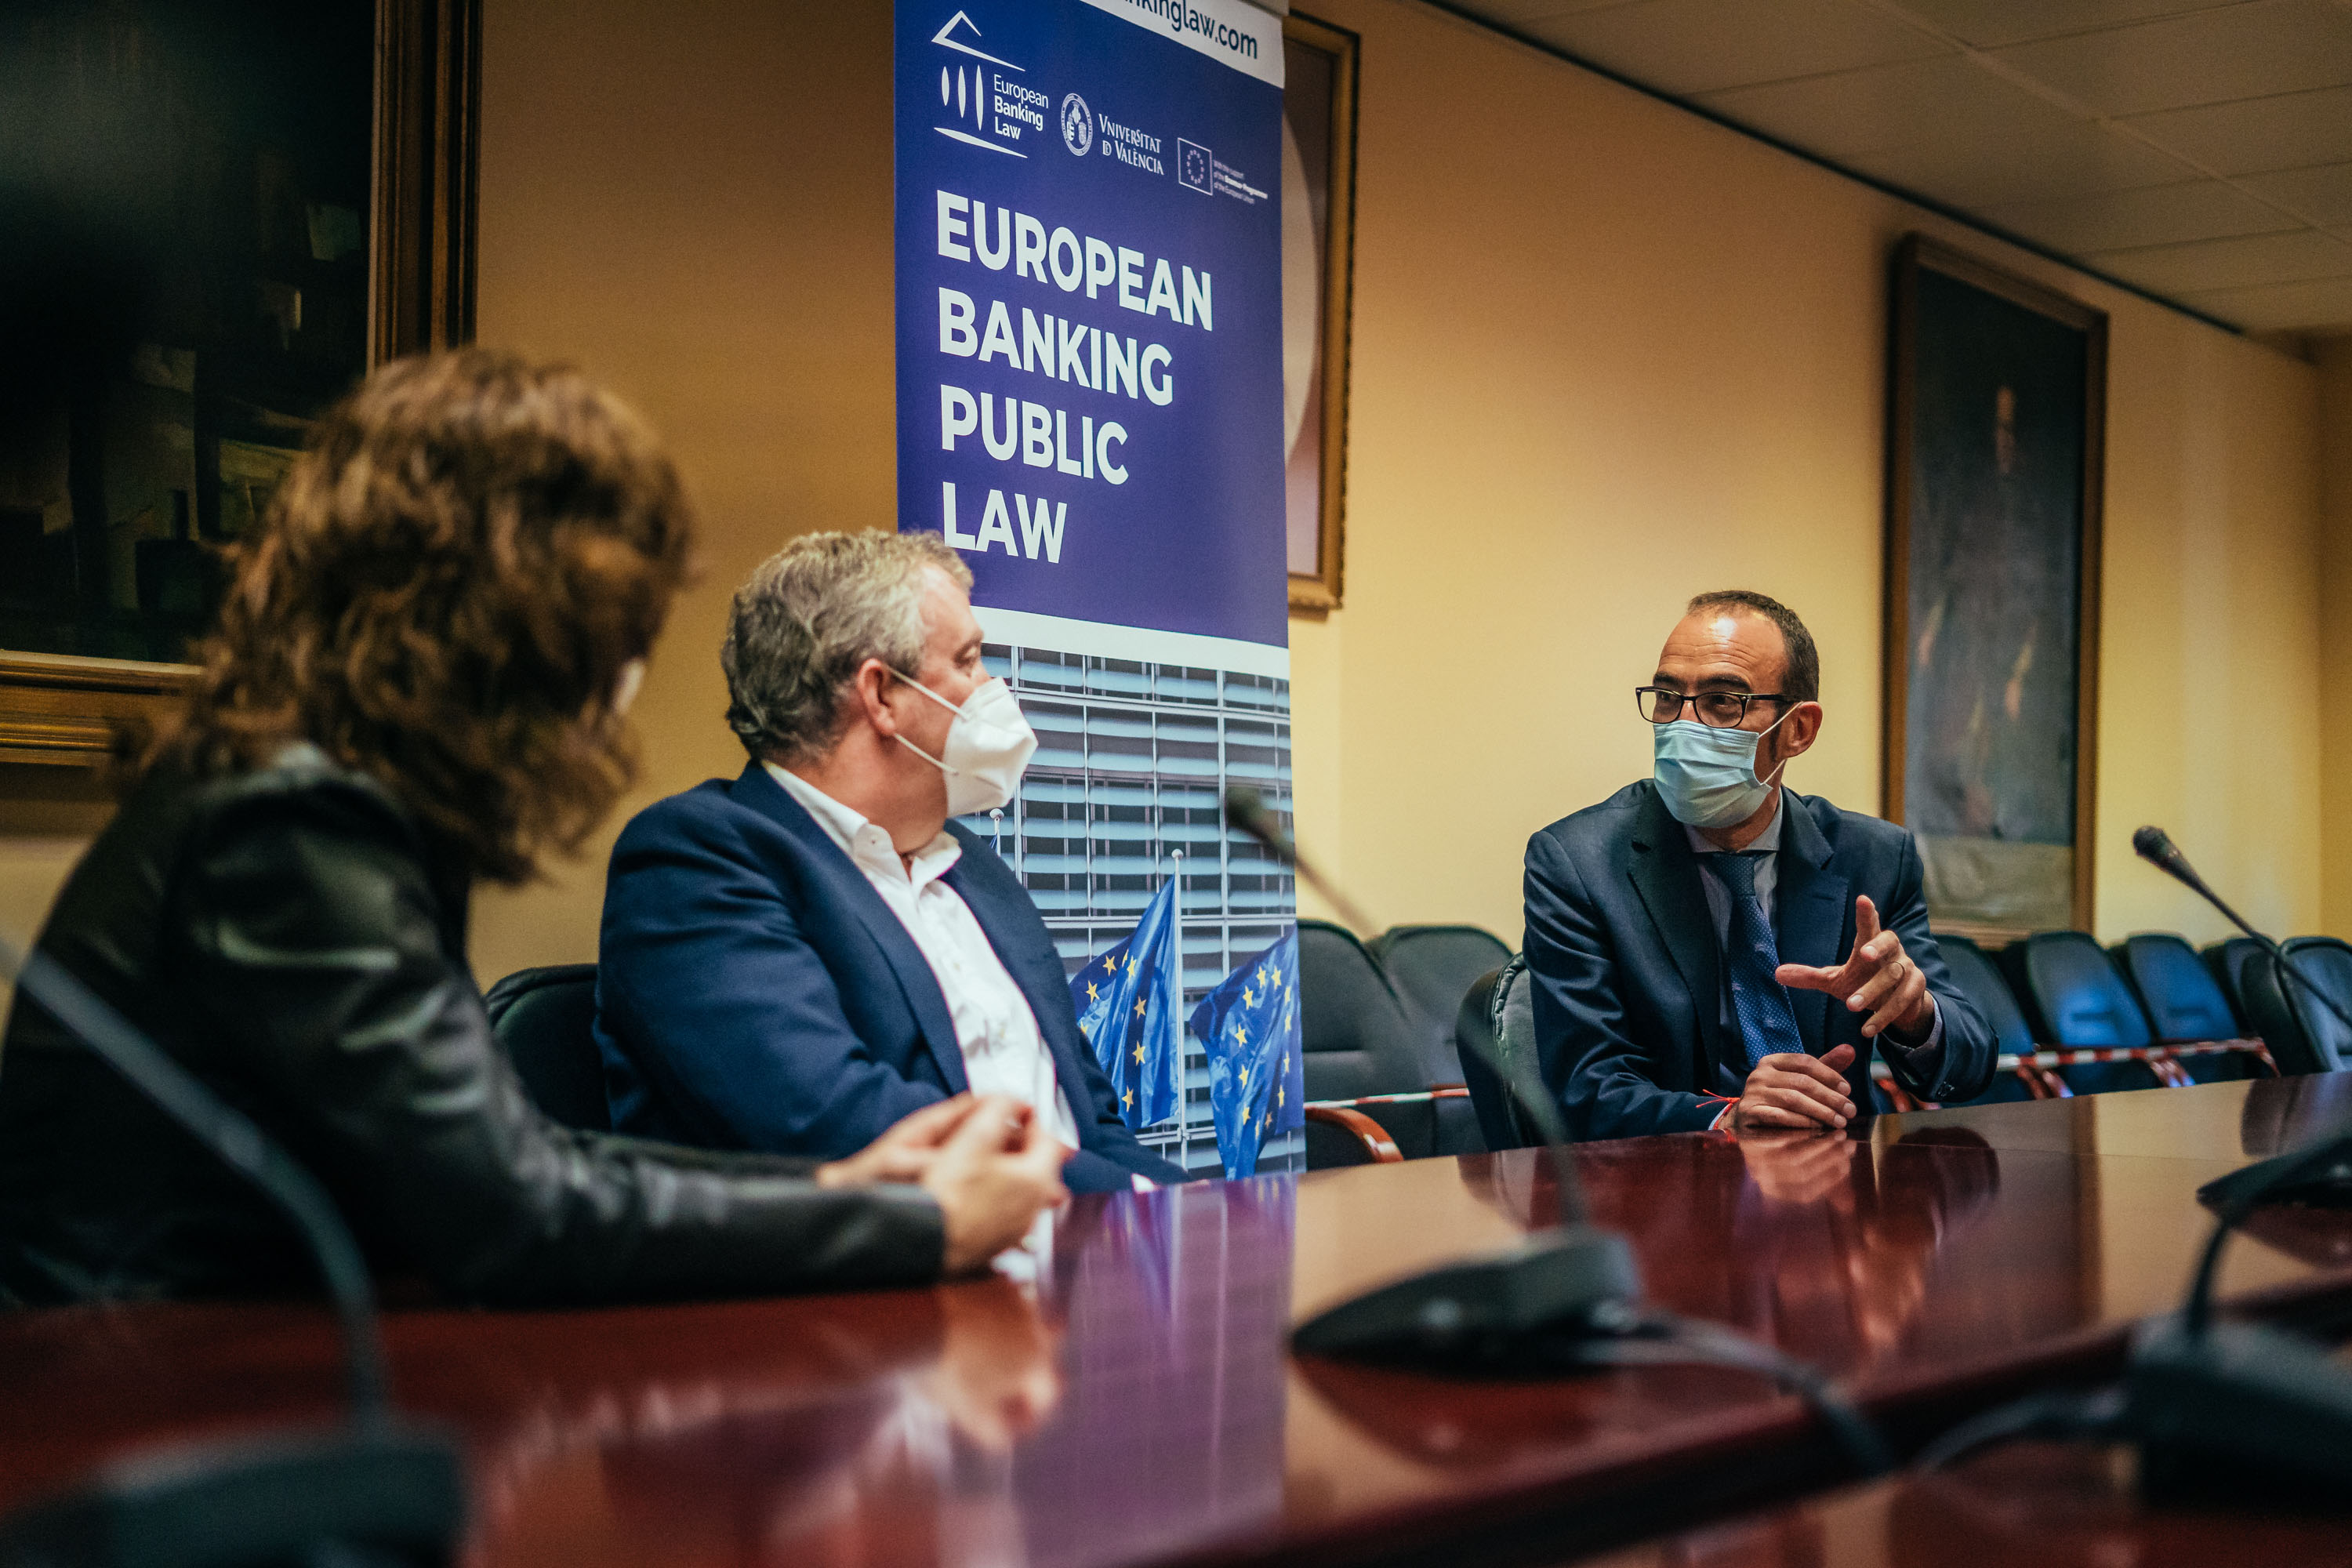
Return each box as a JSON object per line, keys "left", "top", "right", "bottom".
{"left": 0, "top": 939, "right": 465, "bottom": 1568}
{"left": 1223, "top": 788, "right": 1893, "bottom": 1475}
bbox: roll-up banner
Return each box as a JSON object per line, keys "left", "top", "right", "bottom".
{"left": 896, "top": 0, "right": 1297, "bottom": 1174}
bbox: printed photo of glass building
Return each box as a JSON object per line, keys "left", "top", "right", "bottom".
{"left": 956, "top": 641, "right": 1301, "bottom": 1177}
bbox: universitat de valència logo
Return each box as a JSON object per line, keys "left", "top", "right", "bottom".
{"left": 930, "top": 10, "right": 1042, "bottom": 159}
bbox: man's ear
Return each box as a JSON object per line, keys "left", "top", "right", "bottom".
{"left": 851, "top": 659, "right": 902, "bottom": 738}
{"left": 1781, "top": 701, "right": 1824, "bottom": 759}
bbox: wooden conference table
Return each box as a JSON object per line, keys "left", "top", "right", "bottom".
{"left": 5, "top": 1076, "right": 2352, "bottom": 1568}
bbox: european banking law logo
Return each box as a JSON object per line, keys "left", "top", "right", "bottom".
{"left": 1192, "top": 931, "right": 1302, "bottom": 1178}
{"left": 1070, "top": 876, "right": 1183, "bottom": 1130}
{"left": 930, "top": 9, "right": 1033, "bottom": 158}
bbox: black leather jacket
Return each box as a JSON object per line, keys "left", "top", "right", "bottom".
{"left": 0, "top": 747, "right": 944, "bottom": 1307}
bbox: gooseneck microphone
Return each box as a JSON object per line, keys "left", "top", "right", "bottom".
{"left": 0, "top": 938, "right": 463, "bottom": 1568}
{"left": 2132, "top": 825, "right": 2352, "bottom": 1034}
{"left": 1224, "top": 788, "right": 1893, "bottom": 1475}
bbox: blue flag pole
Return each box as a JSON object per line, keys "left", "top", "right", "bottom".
{"left": 1170, "top": 847, "right": 1185, "bottom": 1166}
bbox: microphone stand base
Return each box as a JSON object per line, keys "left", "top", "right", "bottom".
{"left": 1290, "top": 1224, "right": 1644, "bottom": 1366}
{"left": 0, "top": 1423, "right": 465, "bottom": 1568}
{"left": 2125, "top": 1316, "right": 2352, "bottom": 1504}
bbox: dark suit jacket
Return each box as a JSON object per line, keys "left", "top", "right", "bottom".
{"left": 593, "top": 764, "right": 1185, "bottom": 1193}
{"left": 1523, "top": 781, "right": 1997, "bottom": 1141}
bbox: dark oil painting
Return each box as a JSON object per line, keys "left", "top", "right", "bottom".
{"left": 0, "top": 0, "right": 374, "bottom": 668}
{"left": 1890, "top": 241, "right": 2106, "bottom": 938}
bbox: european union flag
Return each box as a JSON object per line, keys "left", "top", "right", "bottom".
{"left": 1069, "top": 876, "right": 1183, "bottom": 1129}
{"left": 1190, "top": 931, "right": 1303, "bottom": 1178}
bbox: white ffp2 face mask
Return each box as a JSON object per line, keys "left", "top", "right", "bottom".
{"left": 889, "top": 671, "right": 1037, "bottom": 817}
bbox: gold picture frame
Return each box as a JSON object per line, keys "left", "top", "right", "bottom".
{"left": 0, "top": 0, "right": 479, "bottom": 769}
{"left": 1283, "top": 11, "right": 1359, "bottom": 619}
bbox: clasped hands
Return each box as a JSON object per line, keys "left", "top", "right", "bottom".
{"left": 1733, "top": 895, "right": 1934, "bottom": 1133}
{"left": 818, "top": 1093, "right": 1072, "bottom": 1273}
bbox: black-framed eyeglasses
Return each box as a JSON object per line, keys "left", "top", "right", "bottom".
{"left": 1635, "top": 686, "right": 1790, "bottom": 728}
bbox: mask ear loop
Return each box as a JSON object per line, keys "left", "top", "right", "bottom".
{"left": 884, "top": 667, "right": 965, "bottom": 777}
{"left": 1753, "top": 702, "right": 1799, "bottom": 789}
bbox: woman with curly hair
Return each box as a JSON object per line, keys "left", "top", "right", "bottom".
{"left": 0, "top": 350, "right": 1065, "bottom": 1307}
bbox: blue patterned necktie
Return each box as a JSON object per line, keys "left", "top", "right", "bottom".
{"left": 1702, "top": 851, "right": 1805, "bottom": 1071}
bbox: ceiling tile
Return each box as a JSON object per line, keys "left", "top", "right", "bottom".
{"left": 2125, "top": 85, "right": 2352, "bottom": 175}
{"left": 2085, "top": 228, "right": 2352, "bottom": 292}
{"left": 1844, "top": 117, "right": 2199, "bottom": 205}
{"left": 1986, "top": 0, "right": 2352, "bottom": 118}
{"left": 1700, "top": 53, "right": 2074, "bottom": 157}
{"left": 1523, "top": 0, "right": 1947, "bottom": 96}
{"left": 1443, "top": 0, "right": 1635, "bottom": 27}
{"left": 1885, "top": 0, "right": 2244, "bottom": 51}
{"left": 1980, "top": 179, "right": 2305, "bottom": 251}
{"left": 2238, "top": 161, "right": 2352, "bottom": 228}
{"left": 2174, "top": 274, "right": 2352, "bottom": 329}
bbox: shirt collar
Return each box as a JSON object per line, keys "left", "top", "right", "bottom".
{"left": 1683, "top": 787, "right": 1786, "bottom": 857}
{"left": 764, "top": 762, "right": 962, "bottom": 889}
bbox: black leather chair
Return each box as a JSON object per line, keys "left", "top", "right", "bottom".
{"left": 1298, "top": 920, "right": 1479, "bottom": 1166}
{"left": 2204, "top": 936, "right": 2267, "bottom": 1034}
{"left": 2109, "top": 932, "right": 2258, "bottom": 1083}
{"left": 1928, "top": 935, "right": 2045, "bottom": 1105}
{"left": 1367, "top": 924, "right": 1513, "bottom": 1083}
{"left": 481, "top": 963, "right": 612, "bottom": 1132}
{"left": 2001, "top": 931, "right": 2161, "bottom": 1095}
{"left": 2241, "top": 937, "right": 2352, "bottom": 1076}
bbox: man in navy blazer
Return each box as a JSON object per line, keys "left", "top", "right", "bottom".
{"left": 594, "top": 532, "right": 1184, "bottom": 1193}
{"left": 1525, "top": 591, "right": 1996, "bottom": 1142}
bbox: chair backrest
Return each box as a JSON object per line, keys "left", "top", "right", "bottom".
{"left": 1935, "top": 935, "right": 2034, "bottom": 1058}
{"left": 1455, "top": 964, "right": 1517, "bottom": 1150}
{"left": 481, "top": 963, "right": 612, "bottom": 1131}
{"left": 2203, "top": 937, "right": 2267, "bottom": 1033}
{"left": 1369, "top": 924, "right": 1514, "bottom": 1084}
{"left": 2003, "top": 931, "right": 2153, "bottom": 1049}
{"left": 1298, "top": 920, "right": 1425, "bottom": 1103}
{"left": 2246, "top": 938, "right": 2352, "bottom": 1076}
{"left": 2109, "top": 932, "right": 2238, "bottom": 1042}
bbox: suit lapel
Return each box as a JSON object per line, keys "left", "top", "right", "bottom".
{"left": 728, "top": 766, "right": 971, "bottom": 1093}
{"left": 1627, "top": 787, "right": 1733, "bottom": 1082}
{"left": 1773, "top": 793, "right": 1848, "bottom": 1055}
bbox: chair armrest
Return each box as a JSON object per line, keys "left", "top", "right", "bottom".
{"left": 1303, "top": 1104, "right": 1403, "bottom": 1163}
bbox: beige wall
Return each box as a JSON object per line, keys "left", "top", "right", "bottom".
{"left": 463, "top": 0, "right": 900, "bottom": 981}
{"left": 1286, "top": 0, "right": 2327, "bottom": 952}
{"left": 2321, "top": 336, "right": 2352, "bottom": 942}
{"left": 0, "top": 0, "right": 2337, "bottom": 993}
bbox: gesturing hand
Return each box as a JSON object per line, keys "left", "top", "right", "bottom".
{"left": 1775, "top": 895, "right": 1934, "bottom": 1043}
{"left": 1734, "top": 1042, "right": 1857, "bottom": 1131}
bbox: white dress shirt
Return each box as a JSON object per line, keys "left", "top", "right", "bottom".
{"left": 1684, "top": 789, "right": 1943, "bottom": 1116}
{"left": 766, "top": 764, "right": 1080, "bottom": 1147}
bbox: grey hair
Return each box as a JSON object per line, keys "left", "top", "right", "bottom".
{"left": 721, "top": 530, "right": 974, "bottom": 764}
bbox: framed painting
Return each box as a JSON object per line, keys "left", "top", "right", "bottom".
{"left": 1281, "top": 11, "right": 1358, "bottom": 618}
{"left": 1883, "top": 235, "right": 2107, "bottom": 942}
{"left": 0, "top": 0, "right": 478, "bottom": 768}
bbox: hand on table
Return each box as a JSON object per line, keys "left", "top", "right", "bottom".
{"left": 1776, "top": 895, "right": 1934, "bottom": 1043}
{"left": 1733, "top": 1042, "right": 1857, "bottom": 1131}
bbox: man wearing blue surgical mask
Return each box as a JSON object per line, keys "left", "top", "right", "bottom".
{"left": 1523, "top": 591, "right": 1996, "bottom": 1141}
{"left": 593, "top": 531, "right": 1184, "bottom": 1194}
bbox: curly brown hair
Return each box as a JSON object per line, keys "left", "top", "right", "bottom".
{"left": 154, "top": 349, "right": 696, "bottom": 884}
